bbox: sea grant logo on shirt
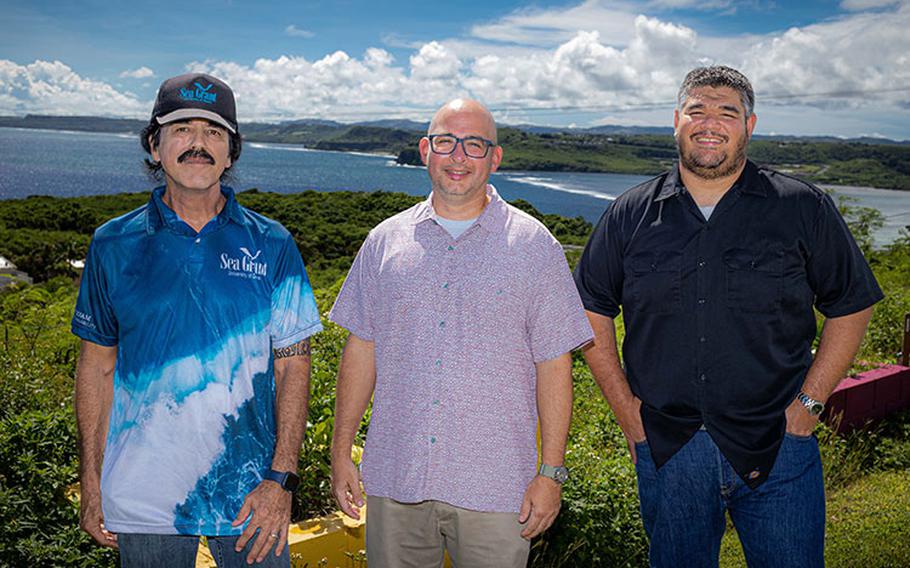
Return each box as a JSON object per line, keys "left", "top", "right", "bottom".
{"left": 180, "top": 82, "right": 217, "bottom": 105}
{"left": 220, "top": 247, "right": 268, "bottom": 279}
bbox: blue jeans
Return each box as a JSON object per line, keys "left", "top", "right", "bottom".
{"left": 635, "top": 430, "right": 825, "bottom": 568}
{"left": 118, "top": 533, "right": 290, "bottom": 568}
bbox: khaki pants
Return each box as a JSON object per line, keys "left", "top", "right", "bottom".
{"left": 366, "top": 496, "right": 530, "bottom": 568}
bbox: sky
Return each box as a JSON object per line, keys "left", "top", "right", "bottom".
{"left": 1, "top": 0, "right": 909, "bottom": 139}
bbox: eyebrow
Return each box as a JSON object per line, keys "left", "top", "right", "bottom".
{"left": 685, "top": 102, "right": 742, "bottom": 115}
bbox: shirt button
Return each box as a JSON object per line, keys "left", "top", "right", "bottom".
{"left": 700, "top": 374, "right": 707, "bottom": 383}
{"left": 432, "top": 399, "right": 440, "bottom": 406}
{"left": 442, "top": 282, "right": 449, "bottom": 289}
{"left": 430, "top": 436, "right": 437, "bottom": 444}
{"left": 699, "top": 336, "right": 706, "bottom": 343}
{"left": 439, "top": 320, "right": 445, "bottom": 328}
{"left": 698, "top": 299, "right": 706, "bottom": 305}
{"left": 698, "top": 261, "right": 706, "bottom": 268}
{"left": 447, "top": 245, "right": 454, "bottom": 251}
{"left": 194, "top": 238, "right": 201, "bottom": 244}
{"left": 434, "top": 359, "right": 441, "bottom": 367}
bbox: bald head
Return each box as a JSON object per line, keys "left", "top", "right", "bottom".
{"left": 428, "top": 98, "right": 498, "bottom": 144}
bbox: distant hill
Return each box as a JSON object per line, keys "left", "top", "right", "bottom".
{"left": 0, "top": 115, "right": 146, "bottom": 133}
{"left": 2, "top": 114, "right": 908, "bottom": 190}
{"left": 354, "top": 119, "right": 427, "bottom": 131}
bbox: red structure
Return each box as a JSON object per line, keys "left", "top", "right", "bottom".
{"left": 823, "top": 364, "right": 910, "bottom": 432}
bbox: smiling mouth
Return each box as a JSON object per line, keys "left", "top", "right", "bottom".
{"left": 691, "top": 132, "right": 727, "bottom": 146}
{"left": 445, "top": 168, "right": 471, "bottom": 180}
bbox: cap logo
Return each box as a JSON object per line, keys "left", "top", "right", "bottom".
{"left": 179, "top": 82, "right": 217, "bottom": 105}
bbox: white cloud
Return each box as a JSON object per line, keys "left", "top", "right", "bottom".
{"left": 119, "top": 66, "right": 154, "bottom": 79}
{"left": 0, "top": 59, "right": 147, "bottom": 117}
{"left": 469, "top": 0, "right": 639, "bottom": 47}
{"left": 840, "top": 0, "right": 903, "bottom": 11}
{"left": 646, "top": 0, "right": 734, "bottom": 9}
{"left": 0, "top": 1, "right": 907, "bottom": 138}
{"left": 285, "top": 24, "right": 314, "bottom": 38}
{"left": 741, "top": 6, "right": 910, "bottom": 111}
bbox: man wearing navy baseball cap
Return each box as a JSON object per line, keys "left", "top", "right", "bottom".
{"left": 73, "top": 72, "right": 322, "bottom": 567}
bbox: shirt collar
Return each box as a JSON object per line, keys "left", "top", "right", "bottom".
{"left": 411, "top": 184, "right": 508, "bottom": 235}
{"left": 147, "top": 185, "right": 245, "bottom": 235}
{"left": 658, "top": 159, "right": 766, "bottom": 202}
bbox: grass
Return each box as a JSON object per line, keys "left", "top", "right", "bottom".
{"left": 719, "top": 469, "right": 910, "bottom": 567}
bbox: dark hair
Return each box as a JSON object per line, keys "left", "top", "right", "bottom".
{"left": 677, "top": 65, "right": 755, "bottom": 118}
{"left": 140, "top": 120, "right": 242, "bottom": 182}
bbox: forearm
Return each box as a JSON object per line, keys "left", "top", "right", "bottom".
{"left": 330, "top": 334, "right": 376, "bottom": 461}
{"left": 582, "top": 311, "right": 634, "bottom": 410}
{"left": 271, "top": 339, "right": 312, "bottom": 472}
{"left": 536, "top": 353, "right": 573, "bottom": 466}
{"left": 801, "top": 307, "right": 874, "bottom": 401}
{"left": 74, "top": 341, "right": 117, "bottom": 490}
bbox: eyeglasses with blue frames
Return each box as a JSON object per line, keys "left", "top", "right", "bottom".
{"left": 427, "top": 134, "right": 496, "bottom": 159}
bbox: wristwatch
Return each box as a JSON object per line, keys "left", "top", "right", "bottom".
{"left": 263, "top": 469, "right": 300, "bottom": 492}
{"left": 796, "top": 391, "right": 825, "bottom": 416}
{"left": 538, "top": 463, "right": 570, "bottom": 485}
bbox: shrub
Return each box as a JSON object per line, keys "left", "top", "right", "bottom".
{"left": 530, "top": 363, "right": 649, "bottom": 568}
{"left": 0, "top": 407, "right": 117, "bottom": 567}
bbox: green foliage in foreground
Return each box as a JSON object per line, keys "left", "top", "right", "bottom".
{"left": 720, "top": 469, "right": 910, "bottom": 568}
{"left": 0, "top": 190, "right": 593, "bottom": 290}
{"left": 1, "top": 191, "right": 909, "bottom": 566}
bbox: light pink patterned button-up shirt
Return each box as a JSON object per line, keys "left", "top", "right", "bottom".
{"left": 329, "top": 186, "right": 593, "bottom": 513}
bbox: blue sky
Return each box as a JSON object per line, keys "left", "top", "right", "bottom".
{"left": 1, "top": 0, "right": 909, "bottom": 138}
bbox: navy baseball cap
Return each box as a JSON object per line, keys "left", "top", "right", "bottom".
{"left": 151, "top": 73, "right": 238, "bottom": 133}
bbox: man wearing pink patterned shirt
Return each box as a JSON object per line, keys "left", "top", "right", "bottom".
{"left": 328, "top": 99, "right": 593, "bottom": 567}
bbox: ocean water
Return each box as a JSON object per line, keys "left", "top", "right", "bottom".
{"left": 1, "top": 127, "right": 908, "bottom": 244}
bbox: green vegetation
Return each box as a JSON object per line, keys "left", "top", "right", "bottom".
{"left": 495, "top": 128, "right": 673, "bottom": 174}
{"left": 1, "top": 191, "right": 908, "bottom": 567}
{"left": 721, "top": 416, "right": 910, "bottom": 568}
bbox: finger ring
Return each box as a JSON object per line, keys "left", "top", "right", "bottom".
{"left": 269, "top": 532, "right": 279, "bottom": 539}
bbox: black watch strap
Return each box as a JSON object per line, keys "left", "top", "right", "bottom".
{"left": 263, "top": 469, "right": 300, "bottom": 492}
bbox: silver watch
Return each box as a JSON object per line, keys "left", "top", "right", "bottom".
{"left": 539, "top": 463, "right": 569, "bottom": 484}
{"left": 797, "top": 391, "right": 825, "bottom": 416}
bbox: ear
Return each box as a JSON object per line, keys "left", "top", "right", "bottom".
{"left": 149, "top": 133, "right": 160, "bottom": 163}
{"left": 745, "top": 112, "right": 757, "bottom": 139}
{"left": 673, "top": 109, "right": 680, "bottom": 138}
{"left": 419, "top": 137, "right": 430, "bottom": 166}
{"left": 489, "top": 144, "right": 503, "bottom": 173}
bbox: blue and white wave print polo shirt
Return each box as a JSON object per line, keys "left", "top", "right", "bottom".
{"left": 72, "top": 186, "right": 323, "bottom": 535}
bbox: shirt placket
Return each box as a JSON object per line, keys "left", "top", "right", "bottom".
{"left": 425, "top": 226, "right": 461, "bottom": 491}
{"left": 694, "top": 215, "right": 709, "bottom": 412}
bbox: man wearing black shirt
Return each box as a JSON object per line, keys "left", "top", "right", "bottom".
{"left": 574, "top": 66, "right": 883, "bottom": 567}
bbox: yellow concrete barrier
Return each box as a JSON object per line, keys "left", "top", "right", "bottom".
{"left": 196, "top": 510, "right": 366, "bottom": 568}
{"left": 195, "top": 505, "right": 454, "bottom": 567}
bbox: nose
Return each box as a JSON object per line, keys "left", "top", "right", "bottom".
{"left": 188, "top": 125, "right": 206, "bottom": 147}
{"left": 699, "top": 113, "right": 723, "bottom": 130}
{"left": 450, "top": 140, "right": 468, "bottom": 162}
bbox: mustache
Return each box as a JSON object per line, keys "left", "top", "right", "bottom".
{"left": 177, "top": 148, "right": 215, "bottom": 164}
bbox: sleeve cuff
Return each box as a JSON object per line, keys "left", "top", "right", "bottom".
{"left": 71, "top": 325, "right": 117, "bottom": 347}
{"left": 271, "top": 320, "right": 323, "bottom": 349}
{"left": 327, "top": 310, "right": 374, "bottom": 342}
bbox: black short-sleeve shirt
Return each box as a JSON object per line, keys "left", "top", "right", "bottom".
{"left": 574, "top": 160, "right": 883, "bottom": 488}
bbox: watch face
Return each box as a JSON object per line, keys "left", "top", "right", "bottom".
{"left": 284, "top": 472, "right": 301, "bottom": 492}
{"left": 554, "top": 467, "right": 569, "bottom": 484}
{"left": 809, "top": 402, "right": 824, "bottom": 416}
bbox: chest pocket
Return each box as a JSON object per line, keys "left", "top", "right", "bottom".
{"left": 724, "top": 248, "right": 783, "bottom": 313}
{"left": 628, "top": 251, "right": 682, "bottom": 314}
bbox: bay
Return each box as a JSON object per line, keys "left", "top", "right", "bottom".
{"left": 1, "top": 127, "right": 908, "bottom": 244}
